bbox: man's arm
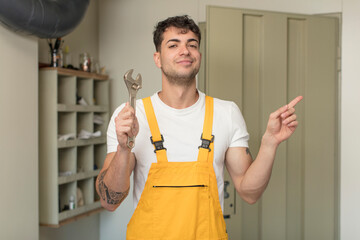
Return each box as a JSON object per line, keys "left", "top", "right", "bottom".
{"left": 225, "top": 96, "right": 303, "bottom": 204}
{"left": 96, "top": 150, "right": 135, "bottom": 211}
{"left": 96, "top": 103, "right": 139, "bottom": 211}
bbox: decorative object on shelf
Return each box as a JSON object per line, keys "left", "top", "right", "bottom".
{"left": 91, "top": 57, "right": 101, "bottom": 74}
{"left": 58, "top": 133, "right": 76, "bottom": 141}
{"left": 69, "top": 195, "right": 75, "bottom": 210}
{"left": 48, "top": 38, "right": 64, "bottom": 67}
{"left": 77, "top": 188, "right": 84, "bottom": 207}
{"left": 63, "top": 45, "right": 72, "bottom": 68}
{"left": 78, "top": 130, "right": 101, "bottom": 140}
{"left": 79, "top": 52, "right": 91, "bottom": 72}
{"left": 77, "top": 94, "right": 88, "bottom": 105}
{"left": 100, "top": 66, "right": 106, "bottom": 75}
{"left": 93, "top": 114, "right": 104, "bottom": 125}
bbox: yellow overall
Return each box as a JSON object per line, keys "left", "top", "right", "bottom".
{"left": 126, "top": 96, "right": 228, "bottom": 240}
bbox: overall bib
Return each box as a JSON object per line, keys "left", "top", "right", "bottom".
{"left": 126, "top": 96, "right": 228, "bottom": 240}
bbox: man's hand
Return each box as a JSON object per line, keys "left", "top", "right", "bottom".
{"left": 263, "top": 96, "right": 303, "bottom": 147}
{"left": 96, "top": 102, "right": 138, "bottom": 211}
{"left": 115, "top": 102, "right": 139, "bottom": 150}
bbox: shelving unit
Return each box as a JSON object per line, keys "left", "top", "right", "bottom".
{"left": 39, "top": 67, "right": 109, "bottom": 227}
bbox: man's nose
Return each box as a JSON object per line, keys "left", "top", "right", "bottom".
{"left": 179, "top": 45, "right": 190, "bottom": 55}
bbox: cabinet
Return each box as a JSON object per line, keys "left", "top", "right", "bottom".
{"left": 39, "top": 67, "right": 109, "bottom": 227}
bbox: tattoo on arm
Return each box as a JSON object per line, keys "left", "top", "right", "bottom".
{"left": 246, "top": 148, "right": 253, "bottom": 159}
{"left": 98, "top": 169, "right": 130, "bottom": 205}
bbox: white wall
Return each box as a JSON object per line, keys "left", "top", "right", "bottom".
{"left": 0, "top": 26, "right": 38, "bottom": 240}
{"left": 341, "top": 0, "right": 360, "bottom": 239}
{"left": 0, "top": 0, "right": 101, "bottom": 239}
{"left": 98, "top": 1, "right": 347, "bottom": 240}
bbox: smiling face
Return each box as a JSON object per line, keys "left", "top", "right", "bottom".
{"left": 154, "top": 27, "right": 201, "bottom": 86}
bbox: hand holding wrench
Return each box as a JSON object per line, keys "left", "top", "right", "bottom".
{"left": 124, "top": 69, "right": 142, "bottom": 149}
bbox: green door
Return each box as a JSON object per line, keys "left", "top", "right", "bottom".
{"left": 202, "top": 6, "right": 339, "bottom": 240}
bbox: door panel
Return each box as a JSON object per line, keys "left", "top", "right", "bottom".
{"left": 242, "top": 13, "right": 263, "bottom": 240}
{"left": 286, "top": 18, "right": 306, "bottom": 240}
{"left": 304, "top": 16, "right": 337, "bottom": 240}
{"left": 261, "top": 13, "right": 288, "bottom": 240}
{"left": 205, "top": 6, "right": 338, "bottom": 240}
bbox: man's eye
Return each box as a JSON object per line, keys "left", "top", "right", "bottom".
{"left": 169, "top": 45, "right": 177, "bottom": 48}
{"left": 189, "top": 44, "right": 198, "bottom": 49}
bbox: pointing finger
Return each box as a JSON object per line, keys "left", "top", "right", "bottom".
{"left": 287, "top": 96, "right": 303, "bottom": 109}
{"left": 271, "top": 96, "right": 303, "bottom": 119}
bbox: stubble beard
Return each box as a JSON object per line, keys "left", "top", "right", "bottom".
{"left": 161, "top": 66, "right": 199, "bottom": 87}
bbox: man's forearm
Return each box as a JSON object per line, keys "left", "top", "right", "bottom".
{"left": 96, "top": 148, "right": 133, "bottom": 211}
{"left": 237, "top": 96, "right": 302, "bottom": 204}
{"left": 98, "top": 169, "right": 130, "bottom": 205}
{"left": 239, "top": 135, "right": 279, "bottom": 203}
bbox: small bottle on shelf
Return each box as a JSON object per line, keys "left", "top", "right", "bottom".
{"left": 69, "top": 195, "right": 75, "bottom": 210}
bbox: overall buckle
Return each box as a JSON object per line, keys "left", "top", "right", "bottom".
{"left": 150, "top": 135, "right": 166, "bottom": 153}
{"left": 199, "top": 134, "right": 214, "bottom": 152}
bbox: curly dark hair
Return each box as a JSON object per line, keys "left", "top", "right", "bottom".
{"left": 153, "top": 15, "right": 201, "bottom": 52}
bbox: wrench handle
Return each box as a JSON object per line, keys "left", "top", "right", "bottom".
{"left": 127, "top": 95, "right": 136, "bottom": 149}
{"left": 130, "top": 95, "right": 136, "bottom": 115}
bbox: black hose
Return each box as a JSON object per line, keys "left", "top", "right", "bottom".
{"left": 0, "top": 0, "right": 90, "bottom": 38}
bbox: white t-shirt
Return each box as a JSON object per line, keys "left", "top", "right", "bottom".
{"left": 107, "top": 91, "right": 249, "bottom": 211}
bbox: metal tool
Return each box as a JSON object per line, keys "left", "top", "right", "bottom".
{"left": 124, "top": 69, "right": 142, "bottom": 149}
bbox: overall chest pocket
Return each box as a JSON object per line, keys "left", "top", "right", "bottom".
{"left": 152, "top": 182, "right": 210, "bottom": 240}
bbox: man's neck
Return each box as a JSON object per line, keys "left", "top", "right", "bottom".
{"left": 158, "top": 80, "right": 199, "bottom": 109}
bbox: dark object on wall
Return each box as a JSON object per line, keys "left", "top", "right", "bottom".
{"left": 0, "top": 0, "right": 90, "bottom": 38}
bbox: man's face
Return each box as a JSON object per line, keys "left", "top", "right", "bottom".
{"left": 154, "top": 26, "right": 201, "bottom": 86}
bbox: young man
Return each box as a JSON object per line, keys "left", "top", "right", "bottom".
{"left": 96, "top": 15, "right": 302, "bottom": 239}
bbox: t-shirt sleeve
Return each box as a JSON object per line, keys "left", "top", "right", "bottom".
{"left": 229, "top": 102, "right": 249, "bottom": 148}
{"left": 106, "top": 104, "right": 125, "bottom": 153}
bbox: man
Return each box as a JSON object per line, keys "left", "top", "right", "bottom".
{"left": 96, "top": 15, "right": 302, "bottom": 239}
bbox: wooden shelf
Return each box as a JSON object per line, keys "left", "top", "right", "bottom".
{"left": 39, "top": 68, "right": 109, "bottom": 227}
{"left": 40, "top": 206, "right": 104, "bottom": 228}
{"left": 58, "top": 201, "right": 102, "bottom": 222}
{"left": 40, "top": 67, "right": 108, "bottom": 81}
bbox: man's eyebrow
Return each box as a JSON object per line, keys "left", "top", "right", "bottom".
{"left": 166, "top": 38, "right": 199, "bottom": 44}
{"left": 166, "top": 39, "right": 180, "bottom": 44}
{"left": 187, "top": 38, "right": 199, "bottom": 44}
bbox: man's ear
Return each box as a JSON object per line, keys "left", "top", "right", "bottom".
{"left": 153, "top": 52, "right": 161, "bottom": 68}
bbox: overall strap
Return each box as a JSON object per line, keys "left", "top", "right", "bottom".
{"left": 197, "top": 96, "right": 214, "bottom": 163}
{"left": 142, "top": 97, "right": 168, "bottom": 163}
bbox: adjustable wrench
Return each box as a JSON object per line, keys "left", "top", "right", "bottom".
{"left": 123, "top": 69, "right": 142, "bottom": 149}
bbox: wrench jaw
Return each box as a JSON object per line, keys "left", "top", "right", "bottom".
{"left": 132, "top": 82, "right": 142, "bottom": 90}
{"left": 124, "top": 70, "right": 142, "bottom": 96}
{"left": 123, "top": 69, "right": 142, "bottom": 149}
{"left": 124, "top": 69, "right": 134, "bottom": 82}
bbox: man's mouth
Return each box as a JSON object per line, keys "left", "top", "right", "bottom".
{"left": 176, "top": 59, "right": 193, "bottom": 65}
